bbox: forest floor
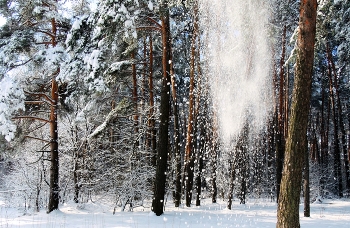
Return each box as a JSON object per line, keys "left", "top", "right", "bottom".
{"left": 0, "top": 196, "right": 349, "bottom": 227}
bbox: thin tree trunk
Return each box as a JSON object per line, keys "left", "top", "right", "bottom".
{"left": 211, "top": 113, "right": 219, "bottom": 203}
{"left": 227, "top": 159, "right": 236, "bottom": 210}
{"left": 184, "top": 2, "right": 199, "bottom": 207}
{"left": 194, "top": 44, "right": 203, "bottom": 207}
{"left": 73, "top": 126, "right": 82, "bottom": 204}
{"left": 36, "top": 167, "right": 42, "bottom": 212}
{"left": 327, "top": 46, "right": 350, "bottom": 192}
{"left": 132, "top": 50, "right": 139, "bottom": 135}
{"left": 276, "top": 25, "right": 287, "bottom": 203}
{"left": 326, "top": 46, "right": 343, "bottom": 197}
{"left": 195, "top": 140, "right": 203, "bottom": 206}
{"left": 237, "top": 122, "right": 249, "bottom": 205}
{"left": 304, "top": 135, "right": 310, "bottom": 217}
{"left": 276, "top": 1, "right": 317, "bottom": 227}
{"left": 169, "top": 42, "right": 182, "bottom": 207}
{"left": 285, "top": 64, "right": 289, "bottom": 138}
{"left": 320, "top": 73, "right": 328, "bottom": 197}
{"left": 148, "top": 35, "right": 157, "bottom": 167}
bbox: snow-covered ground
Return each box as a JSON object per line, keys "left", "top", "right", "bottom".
{"left": 1, "top": 197, "right": 349, "bottom": 227}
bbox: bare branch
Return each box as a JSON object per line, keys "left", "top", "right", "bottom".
{"left": 37, "top": 29, "right": 56, "bottom": 39}
{"left": 137, "top": 26, "right": 162, "bottom": 31}
{"left": 9, "top": 58, "right": 33, "bottom": 70}
{"left": 35, "top": 42, "right": 54, "bottom": 45}
{"left": 146, "top": 17, "right": 162, "bottom": 29}
{"left": 13, "top": 116, "right": 51, "bottom": 123}
{"left": 25, "top": 101, "right": 46, "bottom": 105}
{"left": 24, "top": 91, "right": 54, "bottom": 104}
{"left": 24, "top": 135, "right": 51, "bottom": 143}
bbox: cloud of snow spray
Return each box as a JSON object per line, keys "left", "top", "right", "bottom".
{"left": 199, "top": 0, "right": 272, "bottom": 146}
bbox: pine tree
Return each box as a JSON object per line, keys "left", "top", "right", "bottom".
{"left": 277, "top": 0, "right": 317, "bottom": 227}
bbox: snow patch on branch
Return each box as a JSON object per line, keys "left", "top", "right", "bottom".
{"left": 106, "top": 60, "right": 131, "bottom": 75}
{"left": 87, "top": 99, "right": 129, "bottom": 140}
{"left": 0, "top": 76, "right": 25, "bottom": 141}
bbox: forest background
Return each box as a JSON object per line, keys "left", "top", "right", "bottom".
{"left": 0, "top": 0, "right": 349, "bottom": 222}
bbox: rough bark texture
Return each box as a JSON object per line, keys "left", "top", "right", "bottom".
{"left": 169, "top": 43, "right": 181, "bottom": 207}
{"left": 276, "top": 0, "right": 317, "bottom": 227}
{"left": 152, "top": 2, "right": 171, "bottom": 216}
{"left": 276, "top": 25, "right": 287, "bottom": 203}
{"left": 48, "top": 77, "right": 59, "bottom": 213}
{"left": 47, "top": 16, "right": 60, "bottom": 213}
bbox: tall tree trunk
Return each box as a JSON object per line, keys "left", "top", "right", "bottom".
{"left": 285, "top": 65, "right": 290, "bottom": 138}
{"left": 194, "top": 48, "right": 203, "bottom": 207}
{"left": 227, "top": 158, "right": 236, "bottom": 210}
{"left": 148, "top": 35, "right": 157, "bottom": 167}
{"left": 48, "top": 76, "right": 59, "bottom": 213}
{"left": 267, "top": 116, "right": 276, "bottom": 201}
{"left": 276, "top": 25, "right": 287, "bottom": 203}
{"left": 320, "top": 73, "right": 328, "bottom": 197}
{"left": 195, "top": 147, "right": 203, "bottom": 206}
{"left": 326, "top": 47, "right": 343, "bottom": 197}
{"left": 303, "top": 135, "right": 310, "bottom": 217}
{"left": 184, "top": 2, "right": 198, "bottom": 207}
{"left": 276, "top": 1, "right": 317, "bottom": 227}
{"left": 73, "top": 126, "right": 81, "bottom": 204}
{"left": 327, "top": 45, "right": 350, "bottom": 192}
{"left": 211, "top": 113, "right": 219, "bottom": 203}
{"left": 131, "top": 50, "right": 139, "bottom": 136}
{"left": 169, "top": 43, "right": 182, "bottom": 207}
{"left": 152, "top": 2, "right": 171, "bottom": 216}
{"left": 47, "top": 17, "right": 60, "bottom": 213}
{"left": 237, "top": 121, "right": 249, "bottom": 205}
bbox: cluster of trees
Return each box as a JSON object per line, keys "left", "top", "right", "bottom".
{"left": 0, "top": 0, "right": 349, "bottom": 225}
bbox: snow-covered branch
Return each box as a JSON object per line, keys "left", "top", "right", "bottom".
{"left": 87, "top": 99, "right": 130, "bottom": 140}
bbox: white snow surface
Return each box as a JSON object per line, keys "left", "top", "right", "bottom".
{"left": 1, "top": 197, "right": 349, "bottom": 227}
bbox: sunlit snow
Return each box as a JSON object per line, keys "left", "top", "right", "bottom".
{"left": 0, "top": 197, "right": 349, "bottom": 227}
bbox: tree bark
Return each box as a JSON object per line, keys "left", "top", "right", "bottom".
{"left": 194, "top": 32, "right": 203, "bottom": 207}
{"left": 184, "top": 2, "right": 199, "bottom": 207}
{"left": 169, "top": 41, "right": 182, "bottom": 207}
{"left": 326, "top": 45, "right": 350, "bottom": 193}
{"left": 276, "top": 1, "right": 317, "bottom": 227}
{"left": 148, "top": 35, "right": 157, "bottom": 167}
{"left": 152, "top": 1, "right": 171, "bottom": 216}
{"left": 211, "top": 112, "right": 219, "bottom": 203}
{"left": 326, "top": 46, "right": 343, "bottom": 197}
{"left": 227, "top": 159, "right": 236, "bottom": 210}
{"left": 303, "top": 135, "right": 310, "bottom": 217}
{"left": 131, "top": 50, "right": 139, "bottom": 136}
{"left": 48, "top": 77, "right": 59, "bottom": 213}
{"left": 276, "top": 25, "right": 287, "bottom": 203}
{"left": 47, "top": 16, "right": 60, "bottom": 213}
